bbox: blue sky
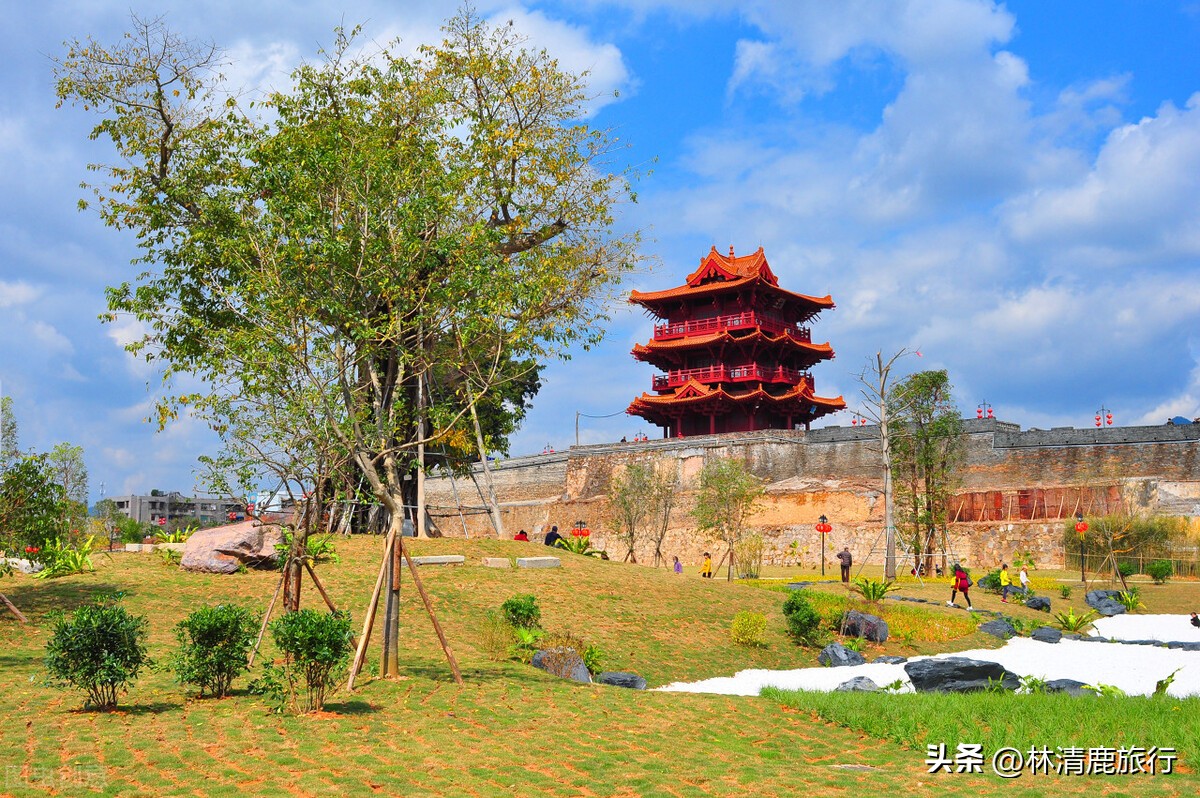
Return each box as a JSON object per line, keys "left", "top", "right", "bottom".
{"left": 3, "top": 1, "right": 1200, "bottom": 502}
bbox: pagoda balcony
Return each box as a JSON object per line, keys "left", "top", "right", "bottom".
{"left": 653, "top": 311, "right": 810, "bottom": 342}
{"left": 653, "top": 365, "right": 814, "bottom": 391}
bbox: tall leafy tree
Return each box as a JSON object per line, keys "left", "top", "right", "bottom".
{"left": 0, "top": 454, "right": 68, "bottom": 556}
{"left": 692, "top": 458, "right": 763, "bottom": 581}
{"left": 889, "top": 370, "right": 964, "bottom": 575}
{"left": 608, "top": 463, "right": 654, "bottom": 563}
{"left": 47, "top": 443, "right": 90, "bottom": 534}
{"left": 0, "top": 396, "right": 18, "bottom": 473}
{"left": 55, "top": 8, "right": 642, "bottom": 595}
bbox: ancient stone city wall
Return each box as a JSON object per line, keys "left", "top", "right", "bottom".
{"left": 424, "top": 419, "right": 1200, "bottom": 570}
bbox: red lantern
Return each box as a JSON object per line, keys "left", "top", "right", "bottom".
{"left": 1106, "top": 414, "right": 1113, "bottom": 426}
{"left": 814, "top": 521, "right": 832, "bottom": 534}
{"left": 987, "top": 408, "right": 994, "bottom": 418}
{"left": 1075, "top": 521, "right": 1088, "bottom": 534}
{"left": 976, "top": 408, "right": 983, "bottom": 418}
{"left": 157, "top": 517, "right": 167, "bottom": 526}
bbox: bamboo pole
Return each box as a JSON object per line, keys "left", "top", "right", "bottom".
{"left": 1, "top": 592, "right": 28, "bottom": 623}
{"left": 399, "top": 535, "right": 463, "bottom": 685}
{"left": 248, "top": 568, "right": 285, "bottom": 668}
{"left": 347, "top": 527, "right": 396, "bottom": 690}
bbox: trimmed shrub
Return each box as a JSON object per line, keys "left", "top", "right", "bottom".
{"left": 44, "top": 596, "right": 149, "bottom": 710}
{"left": 730, "top": 610, "right": 767, "bottom": 647}
{"left": 501, "top": 594, "right": 542, "bottom": 630}
{"left": 171, "top": 604, "right": 258, "bottom": 697}
{"left": 255, "top": 609, "right": 353, "bottom": 713}
{"left": 1146, "top": 560, "right": 1173, "bottom": 584}
{"left": 782, "top": 591, "right": 821, "bottom": 645}
{"left": 1117, "top": 561, "right": 1137, "bottom": 578}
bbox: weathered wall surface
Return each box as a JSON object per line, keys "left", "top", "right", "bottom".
{"left": 424, "top": 420, "right": 1200, "bottom": 568}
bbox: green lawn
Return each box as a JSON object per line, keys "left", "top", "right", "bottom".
{"left": 1, "top": 537, "right": 1196, "bottom": 796}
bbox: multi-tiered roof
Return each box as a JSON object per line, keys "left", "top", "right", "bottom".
{"left": 626, "top": 246, "right": 844, "bottom": 437}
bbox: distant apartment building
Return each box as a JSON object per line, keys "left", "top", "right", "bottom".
{"left": 109, "top": 492, "right": 245, "bottom": 527}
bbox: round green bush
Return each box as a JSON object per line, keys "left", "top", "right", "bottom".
{"left": 730, "top": 610, "right": 767, "bottom": 647}
{"left": 782, "top": 591, "right": 821, "bottom": 644}
{"left": 171, "top": 604, "right": 259, "bottom": 697}
{"left": 44, "top": 596, "right": 149, "bottom": 710}
{"left": 1146, "top": 559, "right": 1173, "bottom": 584}
{"left": 500, "top": 594, "right": 541, "bottom": 629}
{"left": 262, "top": 609, "right": 353, "bottom": 713}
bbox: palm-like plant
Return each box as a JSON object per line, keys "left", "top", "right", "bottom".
{"left": 851, "top": 577, "right": 898, "bottom": 604}
{"left": 1053, "top": 606, "right": 1098, "bottom": 633}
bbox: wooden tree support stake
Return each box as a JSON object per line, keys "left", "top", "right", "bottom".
{"left": 347, "top": 528, "right": 395, "bottom": 691}
{"left": 248, "top": 568, "right": 285, "bottom": 668}
{"left": 1, "top": 592, "right": 28, "bottom": 624}
{"left": 399, "top": 535, "right": 464, "bottom": 685}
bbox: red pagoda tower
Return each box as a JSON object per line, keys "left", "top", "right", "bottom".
{"left": 627, "top": 246, "right": 845, "bottom": 437}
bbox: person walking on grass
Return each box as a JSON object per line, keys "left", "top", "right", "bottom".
{"left": 836, "top": 546, "right": 852, "bottom": 583}
{"left": 700, "top": 552, "right": 713, "bottom": 579}
{"left": 1019, "top": 565, "right": 1030, "bottom": 594}
{"left": 948, "top": 563, "right": 973, "bottom": 609}
{"left": 999, "top": 562, "right": 1012, "bottom": 602}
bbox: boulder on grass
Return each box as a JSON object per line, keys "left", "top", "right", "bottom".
{"left": 978, "top": 619, "right": 1016, "bottom": 640}
{"left": 1025, "top": 596, "right": 1051, "bottom": 612}
{"left": 1031, "top": 626, "right": 1062, "bottom": 644}
{"left": 1085, "top": 589, "right": 1127, "bottom": 617}
{"left": 835, "top": 676, "right": 879, "bottom": 692}
{"left": 532, "top": 648, "right": 592, "bottom": 684}
{"left": 1045, "top": 679, "right": 1096, "bottom": 697}
{"left": 904, "top": 657, "right": 1020, "bottom": 693}
{"left": 597, "top": 671, "right": 647, "bottom": 690}
{"left": 180, "top": 520, "right": 284, "bottom": 574}
{"left": 840, "top": 610, "right": 889, "bottom": 643}
{"left": 818, "top": 642, "right": 866, "bottom": 668}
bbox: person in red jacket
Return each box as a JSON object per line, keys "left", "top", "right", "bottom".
{"left": 947, "top": 563, "right": 973, "bottom": 609}
{"left": 513, "top": 530, "right": 529, "bottom": 541}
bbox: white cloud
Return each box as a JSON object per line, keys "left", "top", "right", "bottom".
{"left": 491, "top": 6, "right": 632, "bottom": 115}
{"left": 1004, "top": 93, "right": 1200, "bottom": 261}
{"left": 29, "top": 320, "right": 74, "bottom": 355}
{"left": 0, "top": 280, "right": 41, "bottom": 308}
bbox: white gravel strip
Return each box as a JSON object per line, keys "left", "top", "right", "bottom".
{"left": 657, "top": 615, "right": 1200, "bottom": 698}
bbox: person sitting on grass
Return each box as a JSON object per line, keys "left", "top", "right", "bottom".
{"left": 543, "top": 526, "right": 562, "bottom": 547}
{"left": 1191, "top": 612, "right": 1199, "bottom": 629}
{"left": 513, "top": 529, "right": 529, "bottom": 541}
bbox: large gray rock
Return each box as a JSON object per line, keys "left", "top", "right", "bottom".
{"left": 1031, "top": 626, "right": 1062, "bottom": 644}
{"left": 818, "top": 642, "right": 866, "bottom": 667}
{"left": 597, "top": 671, "right": 647, "bottom": 690}
{"left": 835, "top": 676, "right": 879, "bottom": 692}
{"left": 1025, "top": 596, "right": 1051, "bottom": 612}
{"left": 180, "top": 521, "right": 284, "bottom": 574}
{"left": 840, "top": 610, "right": 889, "bottom": 643}
{"left": 904, "top": 657, "right": 1020, "bottom": 693}
{"left": 1085, "top": 589, "right": 1127, "bottom": 617}
{"left": 532, "top": 648, "right": 592, "bottom": 683}
{"left": 874, "top": 655, "right": 908, "bottom": 664}
{"left": 1045, "top": 679, "right": 1097, "bottom": 697}
{"left": 978, "top": 619, "right": 1016, "bottom": 639}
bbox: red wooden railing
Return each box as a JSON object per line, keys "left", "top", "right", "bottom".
{"left": 654, "top": 311, "right": 810, "bottom": 342}
{"left": 653, "top": 366, "right": 814, "bottom": 391}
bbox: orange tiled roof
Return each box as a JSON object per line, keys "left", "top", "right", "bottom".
{"left": 628, "top": 384, "right": 846, "bottom": 410}
{"left": 631, "top": 329, "right": 834, "bottom": 357}
{"left": 629, "top": 246, "right": 834, "bottom": 310}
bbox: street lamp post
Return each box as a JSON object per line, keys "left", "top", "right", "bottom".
{"left": 1075, "top": 512, "right": 1088, "bottom": 585}
{"left": 815, "top": 515, "right": 832, "bottom": 576}
{"left": 976, "top": 400, "right": 993, "bottom": 419}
